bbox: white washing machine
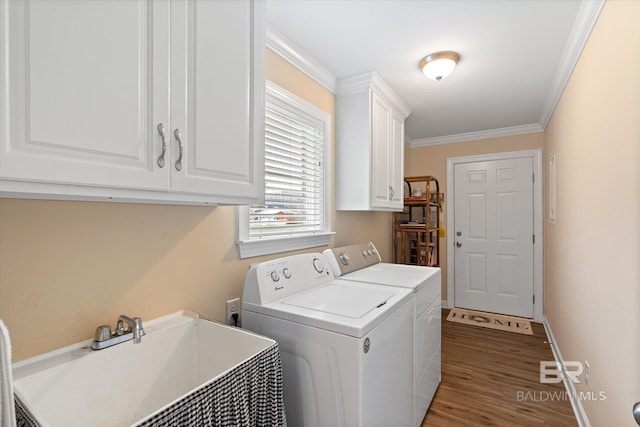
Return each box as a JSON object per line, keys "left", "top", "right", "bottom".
{"left": 323, "top": 242, "right": 441, "bottom": 427}
{"left": 242, "top": 253, "right": 414, "bottom": 427}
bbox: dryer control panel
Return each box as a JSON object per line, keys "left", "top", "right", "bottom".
{"left": 323, "top": 242, "right": 382, "bottom": 277}
{"left": 243, "top": 253, "right": 334, "bottom": 306}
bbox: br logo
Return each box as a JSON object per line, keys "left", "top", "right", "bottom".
{"left": 540, "top": 361, "right": 585, "bottom": 384}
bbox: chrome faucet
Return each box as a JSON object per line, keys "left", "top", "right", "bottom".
{"left": 91, "top": 315, "right": 145, "bottom": 350}
{"left": 116, "top": 315, "right": 144, "bottom": 343}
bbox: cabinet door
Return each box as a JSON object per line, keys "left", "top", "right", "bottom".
{"left": 169, "top": 0, "right": 264, "bottom": 204}
{"left": 370, "top": 91, "right": 404, "bottom": 211}
{"left": 389, "top": 109, "right": 405, "bottom": 209}
{"left": 0, "top": 0, "right": 170, "bottom": 191}
{"left": 370, "top": 91, "right": 393, "bottom": 209}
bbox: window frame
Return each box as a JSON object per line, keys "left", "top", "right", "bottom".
{"left": 237, "top": 81, "right": 333, "bottom": 259}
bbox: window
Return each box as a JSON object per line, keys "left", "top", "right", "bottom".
{"left": 237, "top": 81, "right": 332, "bottom": 258}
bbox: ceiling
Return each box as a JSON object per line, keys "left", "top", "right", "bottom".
{"left": 265, "top": 0, "right": 604, "bottom": 146}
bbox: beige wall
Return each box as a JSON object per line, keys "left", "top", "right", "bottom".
{"left": 404, "top": 133, "right": 545, "bottom": 300}
{"left": 544, "top": 1, "right": 640, "bottom": 425}
{"left": 0, "top": 48, "right": 392, "bottom": 362}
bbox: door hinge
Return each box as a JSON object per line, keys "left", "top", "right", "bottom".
{"left": 533, "top": 173, "right": 535, "bottom": 183}
{"left": 532, "top": 234, "right": 535, "bottom": 244}
{"left": 533, "top": 294, "right": 535, "bottom": 304}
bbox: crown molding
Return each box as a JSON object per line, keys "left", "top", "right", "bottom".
{"left": 266, "top": 0, "right": 604, "bottom": 141}
{"left": 538, "top": 0, "right": 606, "bottom": 129}
{"left": 266, "top": 25, "right": 338, "bottom": 94}
{"left": 336, "top": 71, "right": 412, "bottom": 118}
{"left": 407, "top": 123, "right": 544, "bottom": 148}
{"left": 334, "top": 71, "right": 373, "bottom": 96}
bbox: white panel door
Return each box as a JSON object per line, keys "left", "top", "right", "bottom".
{"left": 453, "top": 157, "right": 534, "bottom": 318}
{"left": 370, "top": 90, "right": 393, "bottom": 209}
{"left": 0, "top": 0, "right": 169, "bottom": 190}
{"left": 169, "top": 0, "right": 264, "bottom": 201}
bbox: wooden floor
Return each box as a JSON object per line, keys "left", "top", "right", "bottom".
{"left": 421, "top": 309, "right": 577, "bottom": 426}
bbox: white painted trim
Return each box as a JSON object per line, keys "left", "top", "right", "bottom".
{"left": 543, "top": 317, "right": 590, "bottom": 427}
{"left": 538, "top": 0, "right": 605, "bottom": 129}
{"left": 237, "top": 231, "right": 335, "bottom": 259}
{"left": 265, "top": 25, "right": 337, "bottom": 94}
{"left": 336, "top": 70, "right": 411, "bottom": 118}
{"left": 446, "top": 149, "right": 543, "bottom": 322}
{"left": 407, "top": 124, "right": 543, "bottom": 148}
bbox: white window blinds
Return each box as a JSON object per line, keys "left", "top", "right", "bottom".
{"left": 249, "top": 100, "right": 325, "bottom": 238}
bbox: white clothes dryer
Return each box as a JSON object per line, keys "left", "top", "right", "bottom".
{"left": 323, "top": 242, "right": 442, "bottom": 427}
{"left": 242, "top": 253, "right": 414, "bottom": 427}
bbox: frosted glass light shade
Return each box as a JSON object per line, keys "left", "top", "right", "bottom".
{"left": 420, "top": 51, "right": 460, "bottom": 81}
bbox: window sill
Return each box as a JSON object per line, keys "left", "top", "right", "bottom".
{"left": 237, "top": 232, "right": 335, "bottom": 259}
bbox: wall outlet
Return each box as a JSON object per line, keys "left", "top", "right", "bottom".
{"left": 226, "top": 298, "right": 240, "bottom": 326}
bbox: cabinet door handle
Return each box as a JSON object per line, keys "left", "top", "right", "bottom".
{"left": 174, "top": 129, "right": 184, "bottom": 171}
{"left": 156, "top": 123, "right": 167, "bottom": 168}
{"left": 389, "top": 186, "right": 395, "bottom": 200}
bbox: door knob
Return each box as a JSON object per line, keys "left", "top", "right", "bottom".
{"left": 633, "top": 401, "right": 640, "bottom": 425}
{"left": 456, "top": 241, "right": 462, "bottom": 248}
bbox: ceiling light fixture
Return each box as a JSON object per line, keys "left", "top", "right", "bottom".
{"left": 419, "top": 51, "right": 460, "bottom": 81}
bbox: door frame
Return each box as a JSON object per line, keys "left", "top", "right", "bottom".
{"left": 446, "top": 149, "right": 543, "bottom": 322}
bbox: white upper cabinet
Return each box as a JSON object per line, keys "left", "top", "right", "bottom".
{"left": 0, "top": 0, "right": 264, "bottom": 205}
{"left": 0, "top": 0, "right": 169, "bottom": 191}
{"left": 169, "top": 0, "right": 264, "bottom": 202}
{"left": 335, "top": 71, "right": 411, "bottom": 211}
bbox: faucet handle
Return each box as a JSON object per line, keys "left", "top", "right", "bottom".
{"left": 94, "top": 325, "right": 112, "bottom": 342}
{"left": 115, "top": 319, "right": 129, "bottom": 335}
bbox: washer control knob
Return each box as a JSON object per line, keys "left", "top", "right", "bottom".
{"left": 312, "top": 258, "right": 324, "bottom": 273}
{"left": 338, "top": 252, "right": 350, "bottom": 265}
{"left": 270, "top": 270, "right": 280, "bottom": 282}
{"left": 283, "top": 268, "right": 292, "bottom": 279}
{"left": 362, "top": 250, "right": 367, "bottom": 257}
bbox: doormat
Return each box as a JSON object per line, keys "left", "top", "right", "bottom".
{"left": 446, "top": 308, "right": 533, "bottom": 335}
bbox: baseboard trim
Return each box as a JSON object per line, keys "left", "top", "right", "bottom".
{"left": 542, "top": 316, "right": 590, "bottom": 427}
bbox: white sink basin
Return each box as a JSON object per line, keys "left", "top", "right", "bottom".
{"left": 12, "top": 311, "right": 279, "bottom": 427}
